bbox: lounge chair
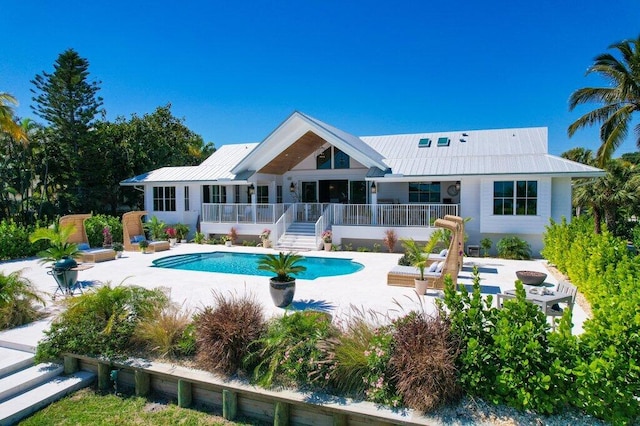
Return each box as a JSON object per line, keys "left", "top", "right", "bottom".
{"left": 59, "top": 214, "right": 116, "bottom": 263}
{"left": 122, "top": 211, "right": 170, "bottom": 253}
{"left": 387, "top": 218, "right": 460, "bottom": 290}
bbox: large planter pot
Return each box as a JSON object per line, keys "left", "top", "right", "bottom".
{"left": 169, "top": 238, "right": 177, "bottom": 247}
{"left": 515, "top": 270, "right": 547, "bottom": 286}
{"left": 324, "top": 242, "right": 332, "bottom": 251}
{"left": 225, "top": 240, "right": 232, "bottom": 247}
{"left": 414, "top": 278, "right": 429, "bottom": 295}
{"left": 269, "top": 277, "right": 296, "bottom": 308}
{"left": 262, "top": 239, "right": 271, "bottom": 248}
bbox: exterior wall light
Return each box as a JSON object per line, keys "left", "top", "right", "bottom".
{"left": 290, "top": 182, "right": 296, "bottom": 192}
{"left": 249, "top": 184, "right": 255, "bottom": 195}
{"left": 371, "top": 182, "right": 377, "bottom": 194}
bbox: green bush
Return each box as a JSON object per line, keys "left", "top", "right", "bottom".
{"left": 244, "top": 310, "right": 336, "bottom": 389}
{"left": 496, "top": 236, "right": 531, "bottom": 259}
{"left": 133, "top": 303, "right": 194, "bottom": 358}
{"left": 36, "top": 284, "right": 168, "bottom": 361}
{"left": 0, "top": 269, "right": 46, "bottom": 329}
{"left": 362, "top": 324, "right": 401, "bottom": 407}
{"left": 437, "top": 269, "right": 571, "bottom": 414}
{"left": 0, "top": 219, "right": 44, "bottom": 260}
{"left": 84, "top": 215, "right": 123, "bottom": 247}
{"left": 195, "top": 291, "right": 266, "bottom": 376}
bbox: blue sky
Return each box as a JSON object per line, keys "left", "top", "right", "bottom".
{"left": 2, "top": 1, "right": 639, "bottom": 156}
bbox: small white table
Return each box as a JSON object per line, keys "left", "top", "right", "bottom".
{"left": 504, "top": 288, "right": 572, "bottom": 313}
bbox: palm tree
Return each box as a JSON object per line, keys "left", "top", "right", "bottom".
{"left": 568, "top": 35, "right": 640, "bottom": 166}
{"left": 0, "top": 92, "right": 27, "bottom": 143}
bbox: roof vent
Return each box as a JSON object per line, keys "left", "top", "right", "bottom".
{"left": 418, "top": 138, "right": 431, "bottom": 148}
{"left": 437, "top": 137, "right": 450, "bottom": 147}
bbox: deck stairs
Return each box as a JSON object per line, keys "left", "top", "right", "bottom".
{"left": 275, "top": 221, "right": 321, "bottom": 251}
{"left": 0, "top": 333, "right": 95, "bottom": 424}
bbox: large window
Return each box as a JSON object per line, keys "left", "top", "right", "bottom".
{"left": 257, "top": 185, "right": 269, "bottom": 204}
{"left": 316, "top": 146, "right": 351, "bottom": 169}
{"left": 184, "top": 186, "right": 190, "bottom": 211}
{"left": 202, "top": 185, "right": 226, "bottom": 203}
{"left": 153, "top": 186, "right": 176, "bottom": 211}
{"left": 408, "top": 182, "right": 441, "bottom": 203}
{"left": 276, "top": 185, "right": 283, "bottom": 203}
{"left": 493, "top": 180, "right": 537, "bottom": 215}
{"left": 334, "top": 148, "right": 350, "bottom": 169}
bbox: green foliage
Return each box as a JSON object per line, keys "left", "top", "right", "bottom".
{"left": 390, "top": 312, "right": 461, "bottom": 412}
{"left": 133, "top": 303, "right": 194, "bottom": 358}
{"left": 144, "top": 216, "right": 166, "bottom": 241}
{"left": 401, "top": 234, "right": 439, "bottom": 280}
{"left": 244, "top": 311, "right": 336, "bottom": 389}
{"left": 0, "top": 269, "right": 45, "bottom": 330}
{"left": 84, "top": 215, "right": 123, "bottom": 246}
{"left": 36, "top": 284, "right": 168, "bottom": 361}
{"left": 362, "top": 325, "right": 401, "bottom": 406}
{"left": 257, "top": 252, "right": 307, "bottom": 282}
{"left": 173, "top": 223, "right": 189, "bottom": 240}
{"left": 0, "top": 219, "right": 43, "bottom": 260}
{"left": 193, "top": 231, "right": 205, "bottom": 244}
{"left": 480, "top": 237, "right": 492, "bottom": 256}
{"left": 437, "top": 269, "right": 570, "bottom": 414}
{"left": 496, "top": 236, "right": 531, "bottom": 259}
{"left": 29, "top": 222, "right": 81, "bottom": 263}
{"left": 195, "top": 291, "right": 266, "bottom": 376}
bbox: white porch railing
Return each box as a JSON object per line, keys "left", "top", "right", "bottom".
{"left": 273, "top": 204, "right": 294, "bottom": 246}
{"left": 331, "top": 203, "right": 458, "bottom": 227}
{"left": 314, "top": 204, "right": 332, "bottom": 248}
{"left": 201, "top": 203, "right": 458, "bottom": 227}
{"left": 201, "top": 203, "right": 287, "bottom": 224}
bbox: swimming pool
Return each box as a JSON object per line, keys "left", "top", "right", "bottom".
{"left": 152, "top": 252, "right": 364, "bottom": 280}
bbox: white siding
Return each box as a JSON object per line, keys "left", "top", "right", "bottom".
{"left": 460, "top": 177, "right": 482, "bottom": 247}
{"left": 551, "top": 177, "right": 572, "bottom": 222}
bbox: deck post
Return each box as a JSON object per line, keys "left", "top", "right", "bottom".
{"left": 135, "top": 370, "right": 150, "bottom": 396}
{"left": 274, "top": 401, "right": 290, "bottom": 426}
{"left": 178, "top": 379, "right": 192, "bottom": 407}
{"left": 97, "top": 362, "right": 110, "bottom": 390}
{"left": 63, "top": 355, "right": 78, "bottom": 374}
{"left": 222, "top": 389, "right": 237, "bottom": 420}
{"left": 333, "top": 413, "right": 347, "bottom": 426}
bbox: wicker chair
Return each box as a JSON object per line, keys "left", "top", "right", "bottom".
{"left": 387, "top": 218, "right": 460, "bottom": 290}
{"left": 59, "top": 214, "right": 116, "bottom": 263}
{"left": 122, "top": 211, "right": 170, "bottom": 253}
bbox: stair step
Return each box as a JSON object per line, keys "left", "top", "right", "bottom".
{"left": 0, "top": 371, "right": 95, "bottom": 425}
{"left": 0, "top": 348, "right": 34, "bottom": 378}
{"left": 0, "top": 363, "right": 64, "bottom": 402}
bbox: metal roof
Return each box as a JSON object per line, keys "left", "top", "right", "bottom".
{"left": 120, "top": 143, "right": 259, "bottom": 185}
{"left": 361, "top": 127, "right": 603, "bottom": 177}
{"left": 121, "top": 119, "right": 603, "bottom": 186}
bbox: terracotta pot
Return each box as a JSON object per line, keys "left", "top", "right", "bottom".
{"left": 269, "top": 277, "right": 296, "bottom": 308}
{"left": 415, "top": 278, "right": 429, "bottom": 295}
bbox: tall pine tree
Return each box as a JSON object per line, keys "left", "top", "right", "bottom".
{"left": 31, "top": 49, "right": 103, "bottom": 213}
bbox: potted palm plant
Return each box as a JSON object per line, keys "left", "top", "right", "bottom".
{"left": 401, "top": 234, "right": 439, "bottom": 295}
{"left": 257, "top": 252, "right": 307, "bottom": 307}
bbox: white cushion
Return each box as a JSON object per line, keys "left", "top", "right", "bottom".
{"left": 439, "top": 249, "right": 448, "bottom": 257}
{"left": 427, "top": 262, "right": 438, "bottom": 272}
{"left": 435, "top": 261, "right": 445, "bottom": 273}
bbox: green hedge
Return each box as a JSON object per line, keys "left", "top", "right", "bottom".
{"left": 0, "top": 219, "right": 47, "bottom": 260}
{"left": 541, "top": 217, "right": 640, "bottom": 424}
{"left": 84, "top": 215, "right": 123, "bottom": 247}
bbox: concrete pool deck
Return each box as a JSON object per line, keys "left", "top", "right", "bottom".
{"left": 0, "top": 243, "right": 588, "bottom": 345}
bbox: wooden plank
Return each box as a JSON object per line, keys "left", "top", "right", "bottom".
{"left": 274, "top": 401, "right": 290, "bottom": 426}
{"left": 178, "top": 379, "right": 192, "bottom": 408}
{"left": 135, "top": 370, "right": 150, "bottom": 397}
{"left": 63, "top": 356, "right": 78, "bottom": 374}
{"left": 97, "top": 362, "right": 110, "bottom": 390}
{"left": 222, "top": 389, "right": 237, "bottom": 420}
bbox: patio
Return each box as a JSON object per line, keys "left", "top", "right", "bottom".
{"left": 0, "top": 244, "right": 588, "bottom": 335}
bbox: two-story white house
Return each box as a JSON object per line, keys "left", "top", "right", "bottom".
{"left": 120, "top": 111, "right": 603, "bottom": 256}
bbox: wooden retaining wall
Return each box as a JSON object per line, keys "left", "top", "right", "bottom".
{"left": 63, "top": 353, "right": 433, "bottom": 425}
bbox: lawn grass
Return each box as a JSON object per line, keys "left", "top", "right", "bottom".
{"left": 19, "top": 387, "right": 263, "bottom": 425}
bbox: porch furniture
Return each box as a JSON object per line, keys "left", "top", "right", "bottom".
{"left": 59, "top": 214, "right": 116, "bottom": 263}
{"left": 496, "top": 292, "right": 518, "bottom": 308}
{"left": 444, "top": 214, "right": 464, "bottom": 271}
{"left": 504, "top": 285, "right": 574, "bottom": 330}
{"left": 122, "top": 211, "right": 170, "bottom": 253}
{"left": 545, "top": 281, "right": 578, "bottom": 330}
{"left": 387, "top": 217, "right": 461, "bottom": 290}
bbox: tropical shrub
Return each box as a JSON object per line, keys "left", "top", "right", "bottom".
{"left": 36, "top": 284, "right": 168, "bottom": 361}
{"left": 195, "top": 291, "right": 266, "bottom": 376}
{"left": 244, "top": 310, "right": 336, "bottom": 388}
{"left": 362, "top": 324, "right": 401, "bottom": 407}
{"left": 84, "top": 214, "right": 123, "bottom": 247}
{"left": 134, "top": 302, "right": 194, "bottom": 358}
{"left": 0, "top": 269, "right": 45, "bottom": 329}
{"left": 390, "top": 312, "right": 461, "bottom": 412}
{"left": 383, "top": 229, "right": 397, "bottom": 252}
{"left": 496, "top": 235, "right": 531, "bottom": 259}
{"left": 437, "top": 269, "right": 570, "bottom": 414}
{"left": 0, "top": 219, "right": 43, "bottom": 260}
{"left": 144, "top": 216, "right": 166, "bottom": 241}
{"left": 29, "top": 222, "right": 81, "bottom": 263}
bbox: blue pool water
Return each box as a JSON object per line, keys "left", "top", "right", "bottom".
{"left": 152, "top": 251, "right": 364, "bottom": 280}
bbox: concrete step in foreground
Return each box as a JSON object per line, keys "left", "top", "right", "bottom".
{"left": 0, "top": 363, "right": 63, "bottom": 402}
{"left": 0, "top": 370, "right": 95, "bottom": 425}
{"left": 0, "top": 348, "right": 34, "bottom": 378}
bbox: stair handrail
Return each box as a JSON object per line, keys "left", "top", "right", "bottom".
{"left": 314, "top": 204, "right": 332, "bottom": 249}
{"left": 273, "top": 204, "right": 295, "bottom": 248}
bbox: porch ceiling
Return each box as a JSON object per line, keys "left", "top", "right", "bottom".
{"left": 257, "top": 131, "right": 326, "bottom": 175}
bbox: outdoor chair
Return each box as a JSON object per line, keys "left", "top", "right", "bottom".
{"left": 546, "top": 281, "right": 577, "bottom": 330}
{"left": 444, "top": 215, "right": 465, "bottom": 271}
{"left": 387, "top": 217, "right": 460, "bottom": 290}
{"left": 122, "top": 211, "right": 170, "bottom": 252}
{"left": 59, "top": 214, "right": 116, "bottom": 263}
{"left": 496, "top": 292, "right": 517, "bottom": 308}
